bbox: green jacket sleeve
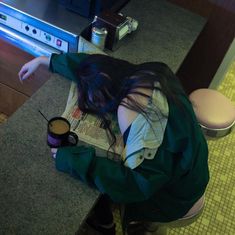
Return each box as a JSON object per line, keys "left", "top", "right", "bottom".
{"left": 55, "top": 146, "right": 170, "bottom": 204}
{"left": 49, "top": 53, "right": 89, "bottom": 81}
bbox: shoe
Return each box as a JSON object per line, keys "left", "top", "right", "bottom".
{"left": 86, "top": 217, "right": 116, "bottom": 235}
{"left": 126, "top": 222, "right": 145, "bottom": 235}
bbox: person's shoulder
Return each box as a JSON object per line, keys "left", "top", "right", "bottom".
{"left": 117, "top": 88, "right": 152, "bottom": 134}
{"left": 117, "top": 102, "right": 138, "bottom": 135}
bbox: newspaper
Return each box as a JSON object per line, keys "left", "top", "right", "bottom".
{"left": 62, "top": 37, "right": 124, "bottom": 156}
{"left": 62, "top": 79, "right": 124, "bottom": 156}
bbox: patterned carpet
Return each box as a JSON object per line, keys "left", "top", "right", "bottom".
{"left": 1, "top": 63, "right": 235, "bottom": 235}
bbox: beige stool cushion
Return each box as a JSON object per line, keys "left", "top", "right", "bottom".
{"left": 189, "top": 89, "right": 235, "bottom": 129}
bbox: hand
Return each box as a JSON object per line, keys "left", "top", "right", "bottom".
{"left": 18, "top": 56, "right": 50, "bottom": 82}
{"left": 51, "top": 148, "right": 58, "bottom": 159}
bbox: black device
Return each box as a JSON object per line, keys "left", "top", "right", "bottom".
{"left": 60, "top": 0, "right": 130, "bottom": 18}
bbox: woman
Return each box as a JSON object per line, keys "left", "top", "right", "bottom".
{"left": 19, "top": 53, "right": 209, "bottom": 235}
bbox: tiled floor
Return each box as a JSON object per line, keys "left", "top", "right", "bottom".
{"left": 0, "top": 113, "right": 8, "bottom": 124}
{"left": 167, "top": 61, "right": 235, "bottom": 235}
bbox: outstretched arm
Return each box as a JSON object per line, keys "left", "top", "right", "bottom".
{"left": 18, "top": 56, "right": 50, "bottom": 82}
{"left": 18, "top": 53, "right": 89, "bottom": 82}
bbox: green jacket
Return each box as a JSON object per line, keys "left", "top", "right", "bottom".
{"left": 50, "top": 53, "right": 209, "bottom": 226}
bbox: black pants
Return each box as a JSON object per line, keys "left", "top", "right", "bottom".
{"left": 91, "top": 194, "right": 114, "bottom": 225}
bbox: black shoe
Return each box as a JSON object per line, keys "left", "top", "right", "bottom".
{"left": 86, "top": 217, "right": 116, "bottom": 235}
{"left": 126, "top": 222, "right": 145, "bottom": 235}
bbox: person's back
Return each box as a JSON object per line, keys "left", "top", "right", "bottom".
{"left": 119, "top": 78, "right": 209, "bottom": 226}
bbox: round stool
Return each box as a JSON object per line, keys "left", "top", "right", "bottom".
{"left": 189, "top": 89, "right": 235, "bottom": 138}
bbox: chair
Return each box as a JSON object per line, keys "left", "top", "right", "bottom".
{"left": 124, "top": 196, "right": 205, "bottom": 235}
{"left": 124, "top": 208, "right": 204, "bottom": 235}
{"left": 189, "top": 88, "right": 235, "bottom": 137}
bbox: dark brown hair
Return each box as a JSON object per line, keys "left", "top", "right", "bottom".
{"left": 75, "top": 54, "right": 186, "bottom": 150}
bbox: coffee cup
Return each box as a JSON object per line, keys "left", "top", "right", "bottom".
{"left": 47, "top": 117, "right": 78, "bottom": 148}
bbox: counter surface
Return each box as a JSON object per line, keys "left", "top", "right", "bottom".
{"left": 0, "top": 1, "right": 206, "bottom": 234}
{"left": 107, "top": 0, "right": 206, "bottom": 72}
{"left": 0, "top": 76, "right": 99, "bottom": 235}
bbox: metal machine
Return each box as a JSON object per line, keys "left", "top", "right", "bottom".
{"left": 0, "top": 0, "right": 91, "bottom": 56}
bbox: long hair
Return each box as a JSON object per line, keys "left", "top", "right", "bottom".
{"left": 75, "top": 54, "right": 186, "bottom": 150}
